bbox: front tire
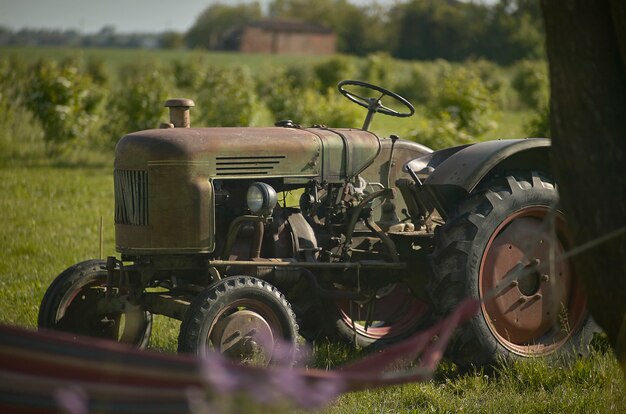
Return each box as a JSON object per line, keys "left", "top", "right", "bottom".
{"left": 178, "top": 276, "right": 299, "bottom": 366}
{"left": 38, "top": 259, "right": 152, "bottom": 347}
{"left": 428, "top": 172, "right": 596, "bottom": 368}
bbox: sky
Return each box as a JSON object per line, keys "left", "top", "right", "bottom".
{"left": 0, "top": 0, "right": 400, "bottom": 33}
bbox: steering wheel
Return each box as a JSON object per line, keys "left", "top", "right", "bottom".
{"left": 338, "top": 80, "right": 415, "bottom": 130}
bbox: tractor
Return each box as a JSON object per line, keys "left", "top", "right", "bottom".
{"left": 38, "top": 80, "right": 596, "bottom": 369}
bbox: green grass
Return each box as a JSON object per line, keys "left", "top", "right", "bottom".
{"left": 1, "top": 160, "right": 624, "bottom": 412}
{"left": 0, "top": 165, "right": 114, "bottom": 326}
{"left": 485, "top": 109, "right": 535, "bottom": 140}
{"left": 326, "top": 352, "right": 626, "bottom": 413}
{"left": 0, "top": 45, "right": 327, "bottom": 79}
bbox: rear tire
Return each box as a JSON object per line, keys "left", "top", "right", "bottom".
{"left": 333, "top": 282, "right": 430, "bottom": 348}
{"left": 38, "top": 259, "right": 152, "bottom": 347}
{"left": 428, "top": 172, "right": 597, "bottom": 368}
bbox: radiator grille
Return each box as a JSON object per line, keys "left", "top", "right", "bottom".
{"left": 114, "top": 170, "right": 148, "bottom": 226}
{"left": 215, "top": 155, "right": 285, "bottom": 176}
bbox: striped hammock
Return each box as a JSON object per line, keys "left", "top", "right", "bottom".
{"left": 0, "top": 299, "right": 478, "bottom": 413}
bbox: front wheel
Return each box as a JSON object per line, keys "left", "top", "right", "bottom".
{"left": 428, "top": 172, "right": 597, "bottom": 369}
{"left": 38, "top": 259, "right": 152, "bottom": 347}
{"left": 178, "top": 276, "right": 299, "bottom": 366}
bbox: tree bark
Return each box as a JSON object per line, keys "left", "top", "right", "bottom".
{"left": 541, "top": 0, "right": 626, "bottom": 367}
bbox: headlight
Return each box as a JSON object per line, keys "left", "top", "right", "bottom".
{"left": 246, "top": 182, "right": 277, "bottom": 216}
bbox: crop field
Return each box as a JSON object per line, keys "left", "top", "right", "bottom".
{"left": 0, "top": 46, "right": 326, "bottom": 72}
{"left": 0, "top": 46, "right": 625, "bottom": 412}
{"left": 0, "top": 46, "right": 535, "bottom": 142}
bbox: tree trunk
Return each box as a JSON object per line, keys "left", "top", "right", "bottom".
{"left": 541, "top": 0, "right": 626, "bottom": 367}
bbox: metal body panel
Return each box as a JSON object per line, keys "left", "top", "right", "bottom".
{"left": 423, "top": 138, "right": 550, "bottom": 192}
{"left": 115, "top": 165, "right": 214, "bottom": 254}
{"left": 114, "top": 127, "right": 384, "bottom": 254}
{"left": 305, "top": 127, "right": 381, "bottom": 183}
{"left": 361, "top": 138, "right": 432, "bottom": 187}
{"left": 115, "top": 127, "right": 323, "bottom": 178}
{"left": 309, "top": 128, "right": 345, "bottom": 183}
{"left": 404, "top": 145, "right": 471, "bottom": 180}
{"left": 360, "top": 138, "right": 432, "bottom": 221}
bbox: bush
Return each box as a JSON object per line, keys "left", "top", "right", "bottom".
{"left": 85, "top": 56, "right": 109, "bottom": 86}
{"left": 258, "top": 65, "right": 361, "bottom": 128}
{"left": 171, "top": 57, "right": 206, "bottom": 91}
{"left": 265, "top": 85, "right": 361, "bottom": 129}
{"left": 0, "top": 57, "right": 26, "bottom": 125}
{"left": 195, "top": 65, "right": 260, "bottom": 127}
{"left": 104, "top": 64, "right": 171, "bottom": 144}
{"left": 314, "top": 55, "right": 358, "bottom": 92}
{"left": 431, "top": 67, "right": 497, "bottom": 136}
{"left": 284, "top": 64, "right": 319, "bottom": 90}
{"left": 393, "top": 62, "right": 437, "bottom": 106}
{"left": 24, "top": 59, "right": 103, "bottom": 154}
{"left": 525, "top": 102, "right": 550, "bottom": 138}
{"left": 359, "top": 52, "right": 395, "bottom": 86}
{"left": 409, "top": 67, "right": 497, "bottom": 149}
{"left": 464, "top": 59, "right": 510, "bottom": 109}
{"left": 410, "top": 112, "right": 475, "bottom": 150}
{"left": 319, "top": 88, "right": 363, "bottom": 128}
{"left": 255, "top": 63, "right": 318, "bottom": 92}
{"left": 257, "top": 66, "right": 300, "bottom": 124}
{"left": 511, "top": 60, "right": 549, "bottom": 110}
{"left": 0, "top": 57, "right": 44, "bottom": 158}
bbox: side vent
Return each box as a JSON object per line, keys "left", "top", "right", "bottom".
{"left": 114, "top": 170, "right": 148, "bottom": 226}
{"left": 215, "top": 155, "right": 285, "bottom": 176}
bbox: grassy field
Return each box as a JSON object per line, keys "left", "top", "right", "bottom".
{"left": 1, "top": 163, "right": 625, "bottom": 412}
{"left": 0, "top": 46, "right": 326, "bottom": 74}
{"left": 0, "top": 46, "right": 624, "bottom": 412}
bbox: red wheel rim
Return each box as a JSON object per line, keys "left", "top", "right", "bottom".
{"left": 479, "top": 206, "right": 587, "bottom": 356}
{"left": 208, "top": 299, "right": 285, "bottom": 365}
{"left": 336, "top": 283, "right": 429, "bottom": 340}
{"left": 57, "top": 278, "right": 125, "bottom": 340}
{"left": 56, "top": 275, "right": 147, "bottom": 344}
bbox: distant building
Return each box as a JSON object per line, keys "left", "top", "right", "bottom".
{"left": 224, "top": 18, "right": 336, "bottom": 55}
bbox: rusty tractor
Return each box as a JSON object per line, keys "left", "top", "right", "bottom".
{"left": 39, "top": 80, "right": 596, "bottom": 368}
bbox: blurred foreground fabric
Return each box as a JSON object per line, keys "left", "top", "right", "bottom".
{"left": 0, "top": 299, "right": 478, "bottom": 413}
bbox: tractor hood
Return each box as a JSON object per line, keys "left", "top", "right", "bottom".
{"left": 113, "top": 126, "right": 381, "bottom": 254}
{"left": 115, "top": 127, "right": 381, "bottom": 183}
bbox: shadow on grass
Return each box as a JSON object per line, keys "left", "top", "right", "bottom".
{"left": 305, "top": 332, "right": 618, "bottom": 389}
{"left": 308, "top": 337, "right": 469, "bottom": 384}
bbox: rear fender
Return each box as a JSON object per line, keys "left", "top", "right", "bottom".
{"left": 409, "top": 139, "right": 551, "bottom": 216}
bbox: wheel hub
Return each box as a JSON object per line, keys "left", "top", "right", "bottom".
{"left": 517, "top": 263, "right": 542, "bottom": 297}
{"left": 211, "top": 310, "right": 274, "bottom": 364}
{"left": 337, "top": 283, "right": 429, "bottom": 340}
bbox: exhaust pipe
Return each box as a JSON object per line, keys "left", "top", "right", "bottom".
{"left": 163, "top": 98, "right": 195, "bottom": 128}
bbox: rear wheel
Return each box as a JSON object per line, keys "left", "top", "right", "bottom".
{"left": 38, "top": 259, "right": 152, "bottom": 347}
{"left": 334, "top": 282, "right": 430, "bottom": 348}
{"left": 429, "top": 172, "right": 596, "bottom": 368}
{"left": 178, "top": 276, "right": 299, "bottom": 366}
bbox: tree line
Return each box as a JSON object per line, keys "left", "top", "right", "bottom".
{"left": 0, "top": 1, "right": 544, "bottom": 65}
{"left": 186, "top": 0, "right": 544, "bottom": 65}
